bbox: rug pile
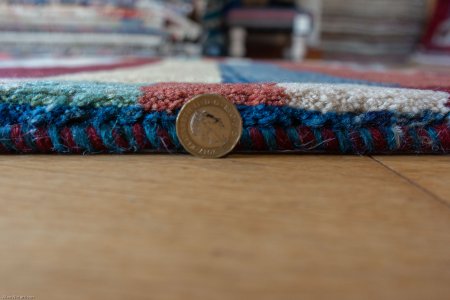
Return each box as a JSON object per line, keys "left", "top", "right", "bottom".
{"left": 0, "top": 58, "right": 448, "bottom": 154}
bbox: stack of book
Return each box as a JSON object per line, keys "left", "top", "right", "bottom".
{"left": 0, "top": 0, "right": 200, "bottom": 57}
{"left": 320, "top": 0, "right": 427, "bottom": 61}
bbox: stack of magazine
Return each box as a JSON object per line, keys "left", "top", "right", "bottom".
{"left": 320, "top": 0, "right": 427, "bottom": 61}
{"left": 0, "top": 0, "right": 201, "bottom": 57}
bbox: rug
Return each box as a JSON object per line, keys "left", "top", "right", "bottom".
{"left": 0, "top": 57, "right": 449, "bottom": 154}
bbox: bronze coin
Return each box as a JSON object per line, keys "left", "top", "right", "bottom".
{"left": 176, "top": 94, "right": 242, "bottom": 158}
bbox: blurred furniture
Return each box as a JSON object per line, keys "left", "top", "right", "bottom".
{"left": 226, "top": 4, "right": 312, "bottom": 60}
{"left": 226, "top": 7, "right": 311, "bottom": 60}
{"left": 420, "top": 0, "right": 450, "bottom": 53}
{"left": 412, "top": 0, "right": 450, "bottom": 66}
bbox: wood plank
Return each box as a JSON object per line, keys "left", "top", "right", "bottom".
{"left": 0, "top": 155, "right": 449, "bottom": 300}
{"left": 373, "top": 156, "right": 450, "bottom": 204}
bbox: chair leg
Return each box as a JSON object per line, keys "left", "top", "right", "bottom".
{"left": 229, "top": 27, "right": 247, "bottom": 57}
{"left": 291, "top": 35, "right": 306, "bottom": 61}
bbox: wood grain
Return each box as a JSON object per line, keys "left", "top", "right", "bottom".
{"left": 373, "top": 156, "right": 450, "bottom": 204}
{"left": 0, "top": 155, "right": 449, "bottom": 300}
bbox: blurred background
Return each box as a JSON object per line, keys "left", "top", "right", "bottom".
{"left": 0, "top": 0, "right": 449, "bottom": 65}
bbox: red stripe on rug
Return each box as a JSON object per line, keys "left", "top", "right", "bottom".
{"left": 87, "top": 126, "right": 107, "bottom": 151}
{"left": 321, "top": 128, "right": 339, "bottom": 152}
{"left": 60, "top": 127, "right": 80, "bottom": 153}
{"left": 369, "top": 128, "right": 388, "bottom": 152}
{"left": 249, "top": 128, "right": 266, "bottom": 151}
{"left": 34, "top": 128, "right": 53, "bottom": 153}
{"left": 399, "top": 127, "right": 414, "bottom": 152}
{"left": 157, "top": 128, "right": 174, "bottom": 150}
{"left": 132, "top": 123, "right": 148, "bottom": 149}
{"left": 297, "top": 126, "right": 315, "bottom": 149}
{"left": 417, "top": 128, "right": 433, "bottom": 152}
{"left": 10, "top": 124, "right": 32, "bottom": 153}
{"left": 140, "top": 83, "right": 288, "bottom": 112}
{"left": 435, "top": 124, "right": 450, "bottom": 151}
{"left": 350, "top": 130, "right": 365, "bottom": 154}
{"left": 113, "top": 130, "right": 129, "bottom": 150}
{"left": 0, "top": 58, "right": 159, "bottom": 78}
{"left": 275, "top": 127, "right": 293, "bottom": 150}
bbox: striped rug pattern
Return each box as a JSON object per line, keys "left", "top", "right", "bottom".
{"left": 0, "top": 58, "right": 449, "bottom": 154}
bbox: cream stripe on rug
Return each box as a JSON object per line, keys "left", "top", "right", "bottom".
{"left": 279, "top": 83, "right": 450, "bottom": 114}
{"left": 49, "top": 59, "right": 222, "bottom": 83}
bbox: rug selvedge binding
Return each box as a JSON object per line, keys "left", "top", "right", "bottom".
{"left": 0, "top": 81, "right": 449, "bottom": 154}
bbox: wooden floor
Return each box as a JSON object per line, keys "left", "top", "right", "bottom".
{"left": 0, "top": 154, "right": 449, "bottom": 300}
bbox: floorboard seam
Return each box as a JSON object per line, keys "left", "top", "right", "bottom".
{"left": 370, "top": 156, "right": 450, "bottom": 209}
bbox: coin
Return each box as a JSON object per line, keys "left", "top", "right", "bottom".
{"left": 176, "top": 94, "right": 242, "bottom": 158}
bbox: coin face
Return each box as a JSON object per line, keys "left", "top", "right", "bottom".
{"left": 176, "top": 94, "right": 242, "bottom": 158}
